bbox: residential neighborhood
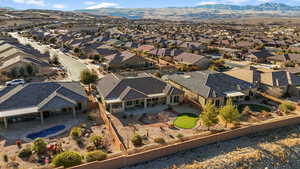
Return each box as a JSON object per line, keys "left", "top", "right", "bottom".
{"left": 2, "top": 5, "right": 300, "bottom": 169}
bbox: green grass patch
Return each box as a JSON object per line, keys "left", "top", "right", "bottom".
{"left": 238, "top": 104, "right": 271, "bottom": 113}
{"left": 173, "top": 113, "right": 199, "bottom": 129}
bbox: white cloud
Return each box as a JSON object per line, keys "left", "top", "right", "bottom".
{"left": 13, "top": 0, "right": 45, "bottom": 6}
{"left": 225, "top": 0, "right": 250, "bottom": 4}
{"left": 86, "top": 2, "right": 120, "bottom": 9}
{"left": 52, "top": 4, "right": 65, "bottom": 9}
{"left": 84, "top": 1, "right": 97, "bottom": 5}
{"left": 197, "top": 1, "right": 219, "bottom": 5}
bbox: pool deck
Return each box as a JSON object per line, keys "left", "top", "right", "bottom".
{"left": 0, "top": 113, "right": 88, "bottom": 143}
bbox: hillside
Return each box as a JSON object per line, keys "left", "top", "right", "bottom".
{"left": 76, "top": 3, "right": 300, "bottom": 20}
{"left": 125, "top": 124, "right": 300, "bottom": 169}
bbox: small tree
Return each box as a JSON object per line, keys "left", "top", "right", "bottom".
{"left": 49, "top": 37, "right": 57, "bottom": 44}
{"left": 80, "top": 69, "right": 98, "bottom": 86}
{"left": 26, "top": 64, "right": 34, "bottom": 76}
{"left": 219, "top": 99, "right": 240, "bottom": 128}
{"left": 200, "top": 101, "right": 219, "bottom": 131}
{"left": 31, "top": 138, "right": 47, "bottom": 154}
{"left": 19, "top": 67, "right": 25, "bottom": 77}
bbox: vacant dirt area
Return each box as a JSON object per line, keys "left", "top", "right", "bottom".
{"left": 124, "top": 124, "right": 300, "bottom": 169}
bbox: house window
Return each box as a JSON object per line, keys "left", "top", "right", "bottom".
{"left": 173, "top": 96, "right": 180, "bottom": 103}
{"left": 126, "top": 101, "right": 133, "bottom": 106}
{"left": 215, "top": 100, "right": 220, "bottom": 107}
{"left": 135, "top": 100, "right": 140, "bottom": 105}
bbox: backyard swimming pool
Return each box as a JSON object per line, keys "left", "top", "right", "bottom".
{"left": 26, "top": 125, "right": 66, "bottom": 140}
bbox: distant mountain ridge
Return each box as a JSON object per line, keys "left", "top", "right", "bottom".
{"left": 194, "top": 3, "right": 300, "bottom": 11}
{"left": 77, "top": 3, "right": 300, "bottom": 20}
{"left": 0, "top": 7, "right": 14, "bottom": 10}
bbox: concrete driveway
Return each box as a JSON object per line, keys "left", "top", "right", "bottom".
{"left": 10, "top": 33, "right": 88, "bottom": 81}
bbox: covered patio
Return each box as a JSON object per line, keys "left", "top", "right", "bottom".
{"left": 0, "top": 99, "right": 78, "bottom": 128}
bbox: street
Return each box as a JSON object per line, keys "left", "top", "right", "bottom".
{"left": 10, "top": 33, "right": 88, "bottom": 81}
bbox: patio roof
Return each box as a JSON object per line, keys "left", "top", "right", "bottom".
{"left": 0, "top": 106, "right": 39, "bottom": 118}
{"left": 224, "top": 91, "right": 245, "bottom": 97}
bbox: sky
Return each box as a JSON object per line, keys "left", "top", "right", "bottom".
{"left": 1, "top": 0, "right": 300, "bottom": 10}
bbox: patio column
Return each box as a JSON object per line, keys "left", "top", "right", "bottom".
{"left": 40, "top": 112, "right": 44, "bottom": 125}
{"left": 72, "top": 107, "right": 76, "bottom": 118}
{"left": 3, "top": 117, "right": 7, "bottom": 129}
{"left": 122, "top": 102, "right": 125, "bottom": 112}
{"left": 144, "top": 99, "right": 147, "bottom": 109}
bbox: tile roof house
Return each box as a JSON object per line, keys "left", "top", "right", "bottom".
{"left": 136, "top": 45, "right": 155, "bottom": 53}
{"left": 174, "top": 52, "right": 211, "bottom": 70}
{"left": 225, "top": 67, "right": 300, "bottom": 97}
{"left": 267, "top": 54, "right": 300, "bottom": 66}
{"left": 103, "top": 51, "right": 151, "bottom": 70}
{"left": 0, "top": 42, "right": 51, "bottom": 76}
{"left": 0, "top": 82, "right": 88, "bottom": 128}
{"left": 96, "top": 73, "right": 183, "bottom": 113}
{"left": 244, "top": 50, "right": 274, "bottom": 63}
{"left": 150, "top": 48, "right": 183, "bottom": 58}
{"left": 164, "top": 71, "right": 256, "bottom": 107}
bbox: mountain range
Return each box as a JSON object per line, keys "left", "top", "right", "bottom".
{"left": 76, "top": 3, "right": 300, "bottom": 20}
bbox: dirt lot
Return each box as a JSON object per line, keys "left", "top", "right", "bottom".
{"left": 124, "top": 119, "right": 300, "bottom": 169}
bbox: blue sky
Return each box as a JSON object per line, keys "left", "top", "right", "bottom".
{"left": 1, "top": 0, "right": 300, "bottom": 10}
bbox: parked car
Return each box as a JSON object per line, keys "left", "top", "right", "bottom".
{"left": 5, "top": 79, "right": 26, "bottom": 86}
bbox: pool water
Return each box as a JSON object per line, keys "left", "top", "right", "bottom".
{"left": 26, "top": 125, "right": 66, "bottom": 140}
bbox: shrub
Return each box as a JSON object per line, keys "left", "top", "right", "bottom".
{"left": 154, "top": 138, "right": 166, "bottom": 144}
{"left": 52, "top": 151, "right": 82, "bottom": 168}
{"left": 70, "top": 127, "right": 82, "bottom": 140}
{"left": 176, "top": 133, "right": 184, "bottom": 139}
{"left": 31, "top": 138, "right": 47, "bottom": 154}
{"left": 279, "top": 102, "right": 296, "bottom": 114}
{"left": 89, "top": 135, "right": 102, "bottom": 147}
{"left": 131, "top": 134, "right": 143, "bottom": 147}
{"left": 18, "top": 147, "right": 32, "bottom": 159}
{"left": 85, "top": 150, "right": 107, "bottom": 162}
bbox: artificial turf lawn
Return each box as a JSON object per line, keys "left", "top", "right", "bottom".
{"left": 174, "top": 113, "right": 199, "bottom": 129}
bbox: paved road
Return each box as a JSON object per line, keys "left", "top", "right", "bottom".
{"left": 10, "top": 33, "right": 88, "bottom": 81}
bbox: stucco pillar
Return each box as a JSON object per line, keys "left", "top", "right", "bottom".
{"left": 72, "top": 107, "right": 76, "bottom": 118}
{"left": 3, "top": 117, "right": 7, "bottom": 129}
{"left": 144, "top": 99, "right": 147, "bottom": 109}
{"left": 122, "top": 102, "right": 125, "bottom": 112}
{"left": 40, "top": 112, "right": 44, "bottom": 125}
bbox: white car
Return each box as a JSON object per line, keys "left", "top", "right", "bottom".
{"left": 5, "top": 79, "right": 26, "bottom": 86}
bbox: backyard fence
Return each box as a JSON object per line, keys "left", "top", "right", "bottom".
{"left": 70, "top": 113, "right": 300, "bottom": 169}
{"left": 97, "top": 102, "right": 127, "bottom": 152}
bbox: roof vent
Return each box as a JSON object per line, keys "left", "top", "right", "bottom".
{"left": 236, "top": 84, "right": 241, "bottom": 90}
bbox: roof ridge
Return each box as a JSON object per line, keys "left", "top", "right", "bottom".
{"left": 37, "top": 87, "right": 61, "bottom": 109}
{"left": 0, "top": 85, "right": 25, "bottom": 104}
